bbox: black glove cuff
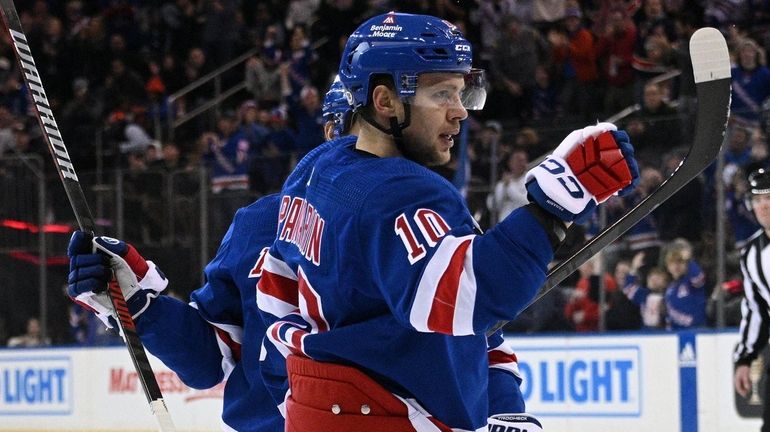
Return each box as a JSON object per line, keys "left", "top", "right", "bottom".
{"left": 525, "top": 203, "right": 568, "bottom": 251}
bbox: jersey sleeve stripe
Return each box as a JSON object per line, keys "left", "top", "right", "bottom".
{"left": 267, "top": 323, "right": 293, "bottom": 358}
{"left": 297, "top": 267, "right": 330, "bottom": 332}
{"left": 410, "top": 234, "right": 477, "bottom": 335}
{"left": 427, "top": 238, "right": 473, "bottom": 334}
{"left": 257, "top": 272, "right": 300, "bottom": 318}
{"left": 488, "top": 348, "right": 521, "bottom": 378}
{"left": 213, "top": 327, "right": 242, "bottom": 371}
{"left": 262, "top": 252, "right": 298, "bottom": 280}
{"left": 452, "top": 242, "right": 477, "bottom": 336}
{"left": 267, "top": 320, "right": 309, "bottom": 358}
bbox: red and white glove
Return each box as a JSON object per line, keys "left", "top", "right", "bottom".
{"left": 67, "top": 231, "right": 168, "bottom": 328}
{"left": 525, "top": 122, "right": 639, "bottom": 223}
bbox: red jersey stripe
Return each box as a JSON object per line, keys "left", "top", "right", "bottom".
{"left": 427, "top": 239, "right": 472, "bottom": 334}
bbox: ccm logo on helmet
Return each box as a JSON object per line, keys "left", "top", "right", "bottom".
{"left": 455, "top": 44, "right": 471, "bottom": 52}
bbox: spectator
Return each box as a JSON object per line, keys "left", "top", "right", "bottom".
{"left": 201, "top": 0, "right": 240, "bottom": 68}
{"left": 731, "top": 38, "right": 770, "bottom": 129}
{"left": 61, "top": 78, "right": 103, "bottom": 171}
{"left": 7, "top": 317, "right": 50, "bottom": 347}
{"left": 7, "top": 121, "right": 45, "bottom": 159}
{"left": 251, "top": 107, "right": 294, "bottom": 193}
{"left": 287, "top": 85, "right": 324, "bottom": 157}
{"left": 595, "top": 7, "right": 637, "bottom": 115}
{"left": 102, "top": 58, "right": 147, "bottom": 113}
{"left": 0, "top": 105, "right": 17, "bottom": 156}
{"left": 202, "top": 113, "right": 254, "bottom": 239}
{"left": 663, "top": 239, "right": 707, "bottom": 330}
{"left": 631, "top": 27, "right": 675, "bottom": 102}
{"left": 744, "top": 133, "right": 770, "bottom": 175}
{"left": 506, "top": 286, "right": 574, "bottom": 333}
{"left": 623, "top": 252, "right": 669, "bottom": 329}
{"left": 469, "top": 120, "right": 502, "bottom": 185}
{"left": 625, "top": 82, "right": 681, "bottom": 168}
{"left": 237, "top": 99, "right": 270, "bottom": 153}
{"left": 285, "top": 0, "right": 321, "bottom": 31}
{"left": 616, "top": 166, "right": 664, "bottom": 267}
{"left": 550, "top": 6, "right": 599, "bottom": 122}
{"left": 604, "top": 259, "right": 644, "bottom": 330}
{"left": 633, "top": 0, "right": 677, "bottom": 46}
{"left": 531, "top": 64, "right": 560, "bottom": 122}
{"left": 656, "top": 150, "right": 703, "bottom": 242}
{"left": 107, "top": 110, "right": 153, "bottom": 155}
{"left": 471, "top": 0, "right": 519, "bottom": 61}
{"left": 488, "top": 147, "right": 529, "bottom": 221}
{"left": 245, "top": 38, "right": 284, "bottom": 109}
{"left": 564, "top": 256, "right": 617, "bottom": 332}
{"left": 182, "top": 47, "right": 211, "bottom": 108}
{"left": 489, "top": 14, "right": 550, "bottom": 122}
{"left": 724, "top": 125, "right": 754, "bottom": 168}
{"left": 150, "top": 142, "right": 186, "bottom": 172}
{"left": 285, "top": 25, "right": 318, "bottom": 96}
{"left": 672, "top": 12, "right": 700, "bottom": 145}
{"left": 160, "top": 53, "right": 185, "bottom": 95}
{"left": 707, "top": 278, "right": 744, "bottom": 328}
{"left": 159, "top": 0, "right": 201, "bottom": 57}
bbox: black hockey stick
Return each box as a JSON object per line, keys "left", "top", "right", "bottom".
{"left": 491, "top": 27, "right": 731, "bottom": 334}
{"left": 0, "top": 1, "right": 175, "bottom": 430}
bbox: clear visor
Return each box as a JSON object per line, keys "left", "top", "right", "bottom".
{"left": 405, "top": 68, "right": 487, "bottom": 111}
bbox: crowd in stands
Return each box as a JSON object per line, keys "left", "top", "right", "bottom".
{"left": 2, "top": 0, "right": 770, "bottom": 343}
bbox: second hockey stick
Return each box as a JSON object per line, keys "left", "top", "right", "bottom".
{"left": 491, "top": 27, "right": 731, "bottom": 334}
{"left": 0, "top": 1, "right": 175, "bottom": 430}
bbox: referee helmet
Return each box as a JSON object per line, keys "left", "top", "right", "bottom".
{"left": 746, "top": 168, "right": 770, "bottom": 211}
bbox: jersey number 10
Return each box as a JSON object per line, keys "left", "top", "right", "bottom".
{"left": 394, "top": 209, "right": 450, "bottom": 264}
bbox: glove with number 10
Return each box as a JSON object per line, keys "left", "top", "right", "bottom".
{"left": 67, "top": 231, "right": 168, "bottom": 328}
{"left": 525, "top": 122, "right": 639, "bottom": 223}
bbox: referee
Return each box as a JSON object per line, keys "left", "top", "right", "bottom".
{"left": 735, "top": 168, "right": 770, "bottom": 432}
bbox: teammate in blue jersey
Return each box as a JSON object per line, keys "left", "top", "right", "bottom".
{"left": 256, "top": 12, "right": 639, "bottom": 432}
{"left": 63, "top": 81, "right": 358, "bottom": 432}
{"left": 66, "top": 195, "right": 283, "bottom": 432}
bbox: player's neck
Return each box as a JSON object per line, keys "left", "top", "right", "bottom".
{"left": 355, "top": 123, "right": 400, "bottom": 158}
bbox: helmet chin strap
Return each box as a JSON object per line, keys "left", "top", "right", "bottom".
{"left": 360, "top": 102, "right": 412, "bottom": 142}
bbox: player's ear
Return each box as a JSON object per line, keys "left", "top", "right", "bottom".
{"left": 371, "top": 84, "right": 399, "bottom": 118}
{"left": 323, "top": 121, "right": 335, "bottom": 141}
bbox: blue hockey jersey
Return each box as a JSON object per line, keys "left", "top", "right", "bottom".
{"left": 257, "top": 140, "right": 553, "bottom": 430}
{"left": 664, "top": 260, "right": 706, "bottom": 330}
{"left": 136, "top": 194, "right": 283, "bottom": 432}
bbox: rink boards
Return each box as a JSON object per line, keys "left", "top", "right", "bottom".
{"left": 0, "top": 330, "right": 759, "bottom": 432}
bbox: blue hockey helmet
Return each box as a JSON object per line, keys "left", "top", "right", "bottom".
{"left": 322, "top": 76, "right": 353, "bottom": 138}
{"left": 338, "top": 12, "right": 487, "bottom": 112}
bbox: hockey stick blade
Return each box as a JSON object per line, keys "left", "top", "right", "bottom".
{"left": 0, "top": 1, "right": 175, "bottom": 430}
{"left": 490, "top": 27, "right": 731, "bottom": 334}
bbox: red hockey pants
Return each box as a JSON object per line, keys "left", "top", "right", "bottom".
{"left": 285, "top": 355, "right": 451, "bottom": 432}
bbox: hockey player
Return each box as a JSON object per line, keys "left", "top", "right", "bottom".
{"left": 734, "top": 168, "right": 770, "bottom": 432}
{"left": 256, "top": 12, "right": 639, "bottom": 432}
{"left": 64, "top": 81, "right": 359, "bottom": 432}
{"left": 322, "top": 76, "right": 355, "bottom": 140}
{"left": 66, "top": 195, "right": 283, "bottom": 432}
{"left": 265, "top": 77, "right": 537, "bottom": 428}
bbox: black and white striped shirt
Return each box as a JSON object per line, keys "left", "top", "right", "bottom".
{"left": 735, "top": 229, "right": 770, "bottom": 366}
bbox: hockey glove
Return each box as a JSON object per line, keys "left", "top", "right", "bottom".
{"left": 525, "top": 122, "right": 639, "bottom": 223}
{"left": 488, "top": 413, "right": 543, "bottom": 432}
{"left": 67, "top": 231, "right": 168, "bottom": 328}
